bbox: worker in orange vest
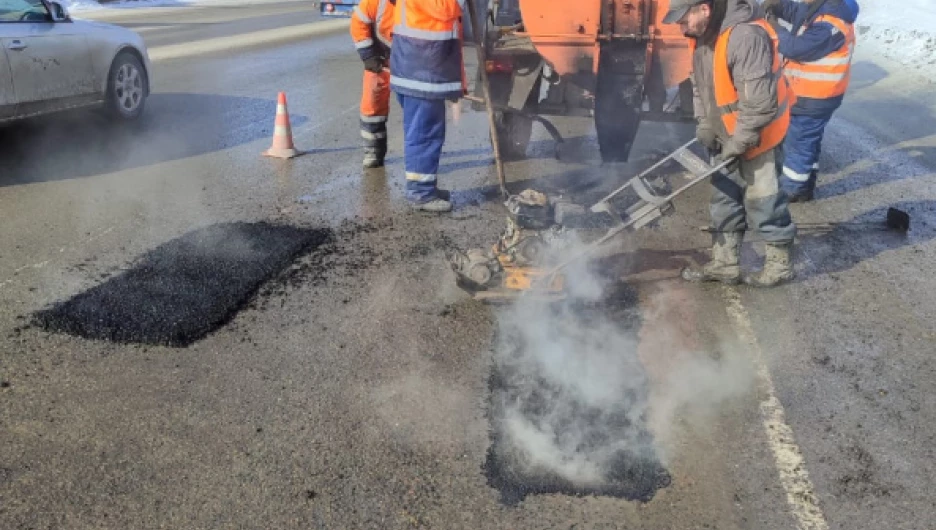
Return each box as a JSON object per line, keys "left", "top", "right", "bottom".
{"left": 664, "top": 0, "right": 798, "bottom": 287}
{"left": 388, "top": 0, "right": 467, "bottom": 213}
{"left": 350, "top": 0, "right": 396, "bottom": 168}
{"left": 762, "top": 0, "right": 859, "bottom": 202}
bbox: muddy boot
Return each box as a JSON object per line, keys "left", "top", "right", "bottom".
{"left": 743, "top": 242, "right": 795, "bottom": 287}
{"left": 411, "top": 197, "right": 452, "bottom": 212}
{"left": 362, "top": 137, "right": 387, "bottom": 169}
{"left": 681, "top": 231, "right": 743, "bottom": 285}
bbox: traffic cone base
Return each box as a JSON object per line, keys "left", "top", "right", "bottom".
{"left": 263, "top": 92, "right": 303, "bottom": 159}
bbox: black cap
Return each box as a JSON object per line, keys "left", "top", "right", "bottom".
{"left": 662, "top": 0, "right": 708, "bottom": 24}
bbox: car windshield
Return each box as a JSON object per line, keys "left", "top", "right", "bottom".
{"left": 0, "top": 0, "right": 47, "bottom": 22}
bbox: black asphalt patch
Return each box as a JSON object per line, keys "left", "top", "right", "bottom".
{"left": 484, "top": 287, "right": 671, "bottom": 505}
{"left": 33, "top": 222, "right": 332, "bottom": 347}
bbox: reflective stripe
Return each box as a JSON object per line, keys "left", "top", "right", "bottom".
{"left": 354, "top": 6, "right": 372, "bottom": 23}
{"left": 377, "top": 33, "right": 392, "bottom": 48}
{"left": 374, "top": 0, "right": 391, "bottom": 48}
{"left": 456, "top": 0, "right": 466, "bottom": 8}
{"left": 393, "top": 25, "right": 459, "bottom": 40}
{"left": 803, "top": 54, "right": 853, "bottom": 67}
{"left": 785, "top": 70, "right": 848, "bottom": 82}
{"left": 355, "top": 38, "right": 374, "bottom": 49}
{"left": 390, "top": 75, "right": 462, "bottom": 93}
{"left": 360, "top": 114, "right": 388, "bottom": 123}
{"left": 361, "top": 130, "right": 387, "bottom": 140}
{"left": 394, "top": 0, "right": 460, "bottom": 40}
{"left": 406, "top": 172, "right": 436, "bottom": 183}
{"left": 783, "top": 166, "right": 811, "bottom": 182}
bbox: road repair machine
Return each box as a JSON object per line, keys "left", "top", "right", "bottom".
{"left": 448, "top": 139, "right": 733, "bottom": 302}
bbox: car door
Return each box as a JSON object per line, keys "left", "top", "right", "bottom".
{"left": 0, "top": 42, "right": 13, "bottom": 119}
{"left": 0, "top": 0, "right": 95, "bottom": 113}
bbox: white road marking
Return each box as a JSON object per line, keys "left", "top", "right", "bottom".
{"left": 0, "top": 226, "right": 117, "bottom": 291}
{"left": 147, "top": 19, "right": 350, "bottom": 62}
{"left": 720, "top": 287, "right": 829, "bottom": 530}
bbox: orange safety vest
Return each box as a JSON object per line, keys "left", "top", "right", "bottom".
{"left": 350, "top": 0, "right": 394, "bottom": 53}
{"left": 783, "top": 15, "right": 855, "bottom": 99}
{"left": 711, "top": 19, "right": 795, "bottom": 160}
{"left": 389, "top": 0, "right": 465, "bottom": 99}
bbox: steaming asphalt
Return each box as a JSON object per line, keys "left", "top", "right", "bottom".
{"left": 1, "top": 3, "right": 935, "bottom": 528}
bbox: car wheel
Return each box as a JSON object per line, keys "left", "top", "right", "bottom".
{"left": 106, "top": 52, "right": 147, "bottom": 121}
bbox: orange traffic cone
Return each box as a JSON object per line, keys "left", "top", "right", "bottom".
{"left": 263, "top": 92, "right": 301, "bottom": 159}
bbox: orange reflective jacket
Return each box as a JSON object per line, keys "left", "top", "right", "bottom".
{"left": 713, "top": 19, "right": 795, "bottom": 160}
{"left": 389, "top": 0, "right": 466, "bottom": 100}
{"left": 784, "top": 15, "right": 855, "bottom": 99}
{"left": 351, "top": 0, "right": 395, "bottom": 59}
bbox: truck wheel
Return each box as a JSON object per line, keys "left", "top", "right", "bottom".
{"left": 594, "top": 44, "right": 644, "bottom": 163}
{"left": 105, "top": 52, "right": 147, "bottom": 121}
{"left": 495, "top": 110, "right": 533, "bottom": 161}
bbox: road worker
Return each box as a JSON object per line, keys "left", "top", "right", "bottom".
{"left": 389, "top": 0, "right": 467, "bottom": 213}
{"left": 664, "top": 0, "right": 798, "bottom": 287}
{"left": 350, "top": 0, "right": 397, "bottom": 169}
{"left": 761, "top": 0, "right": 860, "bottom": 202}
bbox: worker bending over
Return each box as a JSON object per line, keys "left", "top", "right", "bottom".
{"left": 350, "top": 0, "right": 396, "bottom": 168}
{"left": 389, "top": 0, "right": 466, "bottom": 213}
{"left": 664, "top": 0, "right": 798, "bottom": 287}
{"left": 762, "top": 0, "right": 859, "bottom": 202}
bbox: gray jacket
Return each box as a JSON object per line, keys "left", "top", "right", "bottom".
{"left": 691, "top": 0, "right": 780, "bottom": 150}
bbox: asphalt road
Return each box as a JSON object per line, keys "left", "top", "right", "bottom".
{"left": 1, "top": 3, "right": 934, "bottom": 529}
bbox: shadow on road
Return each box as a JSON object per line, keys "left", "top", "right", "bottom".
{"left": 0, "top": 92, "right": 311, "bottom": 186}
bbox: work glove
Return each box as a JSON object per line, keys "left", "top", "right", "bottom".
{"left": 696, "top": 124, "right": 719, "bottom": 152}
{"left": 363, "top": 56, "right": 384, "bottom": 74}
{"left": 715, "top": 138, "right": 746, "bottom": 173}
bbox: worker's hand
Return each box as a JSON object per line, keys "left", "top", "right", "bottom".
{"left": 719, "top": 139, "right": 747, "bottom": 161}
{"left": 696, "top": 124, "right": 719, "bottom": 152}
{"left": 363, "top": 56, "right": 384, "bottom": 74}
{"left": 760, "top": 0, "right": 781, "bottom": 15}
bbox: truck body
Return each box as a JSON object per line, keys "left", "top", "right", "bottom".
{"left": 470, "top": 0, "right": 696, "bottom": 162}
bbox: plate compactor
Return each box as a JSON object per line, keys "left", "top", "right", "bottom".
{"left": 448, "top": 139, "right": 735, "bottom": 302}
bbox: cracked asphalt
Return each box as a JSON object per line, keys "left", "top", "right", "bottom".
{"left": 1, "top": 2, "right": 935, "bottom": 529}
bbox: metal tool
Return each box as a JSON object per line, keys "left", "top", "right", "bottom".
{"left": 449, "top": 139, "right": 735, "bottom": 301}
{"left": 464, "top": 0, "right": 509, "bottom": 198}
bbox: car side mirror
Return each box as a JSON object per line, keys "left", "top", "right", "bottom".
{"left": 48, "top": 1, "right": 70, "bottom": 22}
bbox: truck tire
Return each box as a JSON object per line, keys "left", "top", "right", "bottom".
{"left": 594, "top": 44, "right": 644, "bottom": 163}
{"left": 495, "top": 109, "right": 533, "bottom": 160}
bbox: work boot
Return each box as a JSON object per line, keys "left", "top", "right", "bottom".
{"left": 362, "top": 152, "right": 384, "bottom": 169}
{"left": 411, "top": 196, "right": 452, "bottom": 213}
{"left": 743, "top": 242, "right": 795, "bottom": 287}
{"left": 681, "top": 231, "right": 743, "bottom": 285}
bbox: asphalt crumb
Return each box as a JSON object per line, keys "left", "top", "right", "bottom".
{"left": 835, "top": 443, "right": 896, "bottom": 499}
{"left": 32, "top": 222, "right": 332, "bottom": 348}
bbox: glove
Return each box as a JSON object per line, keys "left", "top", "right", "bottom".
{"left": 718, "top": 138, "right": 747, "bottom": 161}
{"left": 696, "top": 124, "right": 719, "bottom": 152}
{"left": 760, "top": 0, "right": 781, "bottom": 15}
{"left": 363, "top": 56, "right": 384, "bottom": 74}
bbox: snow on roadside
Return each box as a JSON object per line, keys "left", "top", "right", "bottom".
{"left": 853, "top": 0, "right": 936, "bottom": 83}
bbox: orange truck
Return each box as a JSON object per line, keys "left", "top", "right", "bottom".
{"left": 467, "top": 0, "right": 695, "bottom": 163}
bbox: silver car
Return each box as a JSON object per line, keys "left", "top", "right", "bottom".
{"left": 0, "top": 0, "right": 151, "bottom": 123}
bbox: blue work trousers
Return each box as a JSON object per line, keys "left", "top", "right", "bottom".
{"left": 780, "top": 112, "right": 834, "bottom": 196}
{"left": 397, "top": 93, "right": 446, "bottom": 203}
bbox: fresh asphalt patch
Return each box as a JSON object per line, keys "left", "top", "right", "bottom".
{"left": 33, "top": 222, "right": 332, "bottom": 347}
{"left": 484, "top": 287, "right": 671, "bottom": 505}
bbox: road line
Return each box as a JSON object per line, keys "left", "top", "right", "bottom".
{"left": 146, "top": 19, "right": 349, "bottom": 62}
{"left": 0, "top": 226, "right": 117, "bottom": 291}
{"left": 720, "top": 287, "right": 829, "bottom": 530}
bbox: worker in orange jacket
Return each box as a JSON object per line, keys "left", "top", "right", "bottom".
{"left": 762, "top": 0, "right": 859, "bottom": 202}
{"left": 664, "top": 0, "right": 798, "bottom": 287}
{"left": 350, "top": 0, "right": 396, "bottom": 168}
{"left": 388, "top": 0, "right": 467, "bottom": 212}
